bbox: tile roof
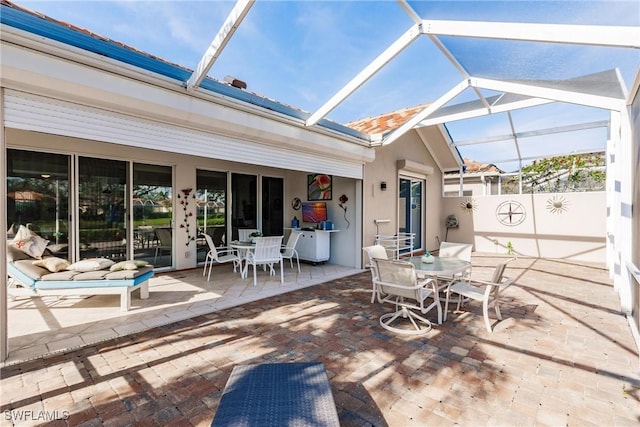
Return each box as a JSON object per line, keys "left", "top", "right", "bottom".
{"left": 461, "top": 158, "right": 504, "bottom": 174}
{"left": 345, "top": 104, "right": 429, "bottom": 135}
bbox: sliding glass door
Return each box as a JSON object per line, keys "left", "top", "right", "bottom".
{"left": 262, "top": 176, "right": 283, "bottom": 237}
{"left": 7, "top": 150, "right": 70, "bottom": 258}
{"left": 133, "top": 163, "right": 173, "bottom": 267}
{"left": 231, "top": 173, "right": 257, "bottom": 241}
{"left": 78, "top": 157, "right": 127, "bottom": 261}
{"left": 399, "top": 177, "right": 423, "bottom": 251}
{"left": 196, "top": 170, "right": 227, "bottom": 263}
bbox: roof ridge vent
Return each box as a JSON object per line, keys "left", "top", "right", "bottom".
{"left": 223, "top": 75, "right": 247, "bottom": 90}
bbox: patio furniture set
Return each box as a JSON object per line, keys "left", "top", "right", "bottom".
{"left": 363, "top": 241, "right": 514, "bottom": 335}
{"left": 203, "top": 228, "right": 302, "bottom": 286}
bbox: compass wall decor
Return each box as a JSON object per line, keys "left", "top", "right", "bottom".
{"left": 496, "top": 201, "right": 526, "bottom": 226}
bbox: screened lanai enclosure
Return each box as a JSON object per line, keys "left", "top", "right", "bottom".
{"left": 6, "top": 0, "right": 637, "bottom": 165}
{"left": 1, "top": 0, "right": 638, "bottom": 363}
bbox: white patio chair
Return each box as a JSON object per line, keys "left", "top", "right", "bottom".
{"left": 436, "top": 241, "right": 473, "bottom": 293}
{"left": 373, "top": 258, "right": 441, "bottom": 335}
{"left": 153, "top": 228, "right": 172, "bottom": 264}
{"left": 202, "top": 233, "right": 241, "bottom": 281}
{"left": 444, "top": 260, "right": 514, "bottom": 332}
{"left": 244, "top": 236, "right": 284, "bottom": 286}
{"left": 238, "top": 228, "right": 259, "bottom": 242}
{"left": 281, "top": 230, "right": 302, "bottom": 272}
{"left": 362, "top": 244, "right": 388, "bottom": 303}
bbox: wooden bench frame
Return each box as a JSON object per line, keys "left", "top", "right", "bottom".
{"left": 7, "top": 262, "right": 152, "bottom": 311}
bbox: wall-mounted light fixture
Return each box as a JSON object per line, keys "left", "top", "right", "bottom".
{"left": 380, "top": 181, "right": 387, "bottom": 191}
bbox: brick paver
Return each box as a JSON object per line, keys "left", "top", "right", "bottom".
{"left": 1, "top": 256, "right": 639, "bottom": 426}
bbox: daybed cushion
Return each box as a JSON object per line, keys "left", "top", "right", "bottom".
{"left": 106, "top": 266, "right": 153, "bottom": 280}
{"left": 11, "top": 225, "right": 49, "bottom": 259}
{"left": 67, "top": 258, "right": 115, "bottom": 272}
{"left": 12, "top": 259, "right": 50, "bottom": 280}
{"left": 39, "top": 270, "right": 80, "bottom": 281}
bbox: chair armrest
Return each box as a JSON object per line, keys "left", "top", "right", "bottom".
{"left": 452, "top": 276, "right": 513, "bottom": 289}
{"left": 374, "top": 278, "right": 436, "bottom": 292}
{"left": 417, "top": 277, "right": 439, "bottom": 293}
{"left": 216, "top": 247, "right": 238, "bottom": 256}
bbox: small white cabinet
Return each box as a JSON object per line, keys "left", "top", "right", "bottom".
{"left": 295, "top": 230, "right": 337, "bottom": 263}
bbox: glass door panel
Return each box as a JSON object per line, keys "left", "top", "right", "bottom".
{"left": 231, "top": 173, "right": 257, "bottom": 241}
{"left": 78, "top": 157, "right": 127, "bottom": 261}
{"left": 7, "top": 149, "right": 70, "bottom": 259}
{"left": 196, "top": 169, "right": 227, "bottom": 263}
{"left": 262, "top": 176, "right": 283, "bottom": 237}
{"left": 133, "top": 163, "right": 173, "bottom": 267}
{"left": 399, "top": 177, "right": 423, "bottom": 251}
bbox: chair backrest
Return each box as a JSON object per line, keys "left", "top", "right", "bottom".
{"left": 202, "top": 233, "right": 219, "bottom": 258}
{"left": 362, "top": 244, "right": 388, "bottom": 280}
{"left": 211, "top": 227, "right": 226, "bottom": 247}
{"left": 252, "top": 236, "right": 283, "bottom": 262}
{"left": 282, "top": 231, "right": 302, "bottom": 256}
{"left": 239, "top": 229, "right": 259, "bottom": 241}
{"left": 374, "top": 258, "right": 419, "bottom": 300}
{"left": 363, "top": 244, "right": 388, "bottom": 264}
{"left": 155, "top": 228, "right": 172, "bottom": 247}
{"left": 439, "top": 241, "right": 472, "bottom": 262}
{"left": 490, "top": 261, "right": 512, "bottom": 284}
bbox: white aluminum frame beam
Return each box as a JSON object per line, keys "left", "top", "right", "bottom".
{"left": 420, "top": 19, "right": 640, "bottom": 49}
{"left": 400, "top": 0, "right": 491, "bottom": 111}
{"left": 475, "top": 147, "right": 607, "bottom": 166}
{"left": 455, "top": 120, "right": 610, "bottom": 147}
{"left": 471, "top": 77, "right": 626, "bottom": 111}
{"left": 186, "top": 0, "right": 255, "bottom": 91}
{"left": 305, "top": 24, "right": 421, "bottom": 126}
{"left": 416, "top": 96, "right": 554, "bottom": 127}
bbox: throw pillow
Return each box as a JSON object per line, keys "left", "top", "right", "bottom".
{"left": 33, "top": 257, "right": 71, "bottom": 273}
{"left": 67, "top": 258, "right": 115, "bottom": 272}
{"left": 109, "top": 260, "right": 149, "bottom": 272}
{"left": 7, "top": 243, "right": 33, "bottom": 261}
{"left": 11, "top": 225, "right": 49, "bottom": 259}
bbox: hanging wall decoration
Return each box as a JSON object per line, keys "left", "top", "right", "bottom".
{"left": 338, "top": 194, "right": 350, "bottom": 229}
{"left": 178, "top": 188, "right": 196, "bottom": 246}
{"left": 460, "top": 197, "right": 477, "bottom": 213}
{"left": 496, "top": 200, "right": 526, "bottom": 226}
{"left": 308, "top": 174, "right": 332, "bottom": 200}
{"left": 546, "top": 195, "right": 570, "bottom": 214}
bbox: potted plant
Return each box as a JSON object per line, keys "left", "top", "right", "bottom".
{"left": 421, "top": 251, "right": 435, "bottom": 264}
{"left": 249, "top": 231, "right": 263, "bottom": 243}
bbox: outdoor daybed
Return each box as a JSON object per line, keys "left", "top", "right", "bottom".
{"left": 7, "top": 242, "right": 153, "bottom": 312}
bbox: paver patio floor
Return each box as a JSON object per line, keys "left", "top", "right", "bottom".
{"left": 1, "top": 254, "right": 639, "bottom": 426}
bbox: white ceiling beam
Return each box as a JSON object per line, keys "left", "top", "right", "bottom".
{"left": 476, "top": 147, "right": 607, "bottom": 166}
{"left": 381, "top": 79, "right": 470, "bottom": 145}
{"left": 185, "top": 0, "right": 254, "bottom": 91}
{"left": 420, "top": 19, "right": 640, "bottom": 49}
{"left": 396, "top": 1, "right": 491, "bottom": 110}
{"left": 396, "top": 0, "right": 421, "bottom": 24}
{"left": 455, "top": 120, "right": 610, "bottom": 146}
{"left": 305, "top": 24, "right": 421, "bottom": 126}
{"left": 416, "top": 97, "right": 553, "bottom": 127}
{"left": 471, "top": 77, "right": 625, "bottom": 111}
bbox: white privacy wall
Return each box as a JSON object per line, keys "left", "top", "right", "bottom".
{"left": 442, "top": 192, "right": 607, "bottom": 262}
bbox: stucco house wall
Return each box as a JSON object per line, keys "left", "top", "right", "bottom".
{"left": 6, "top": 128, "right": 362, "bottom": 269}
{"left": 362, "top": 129, "right": 445, "bottom": 256}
